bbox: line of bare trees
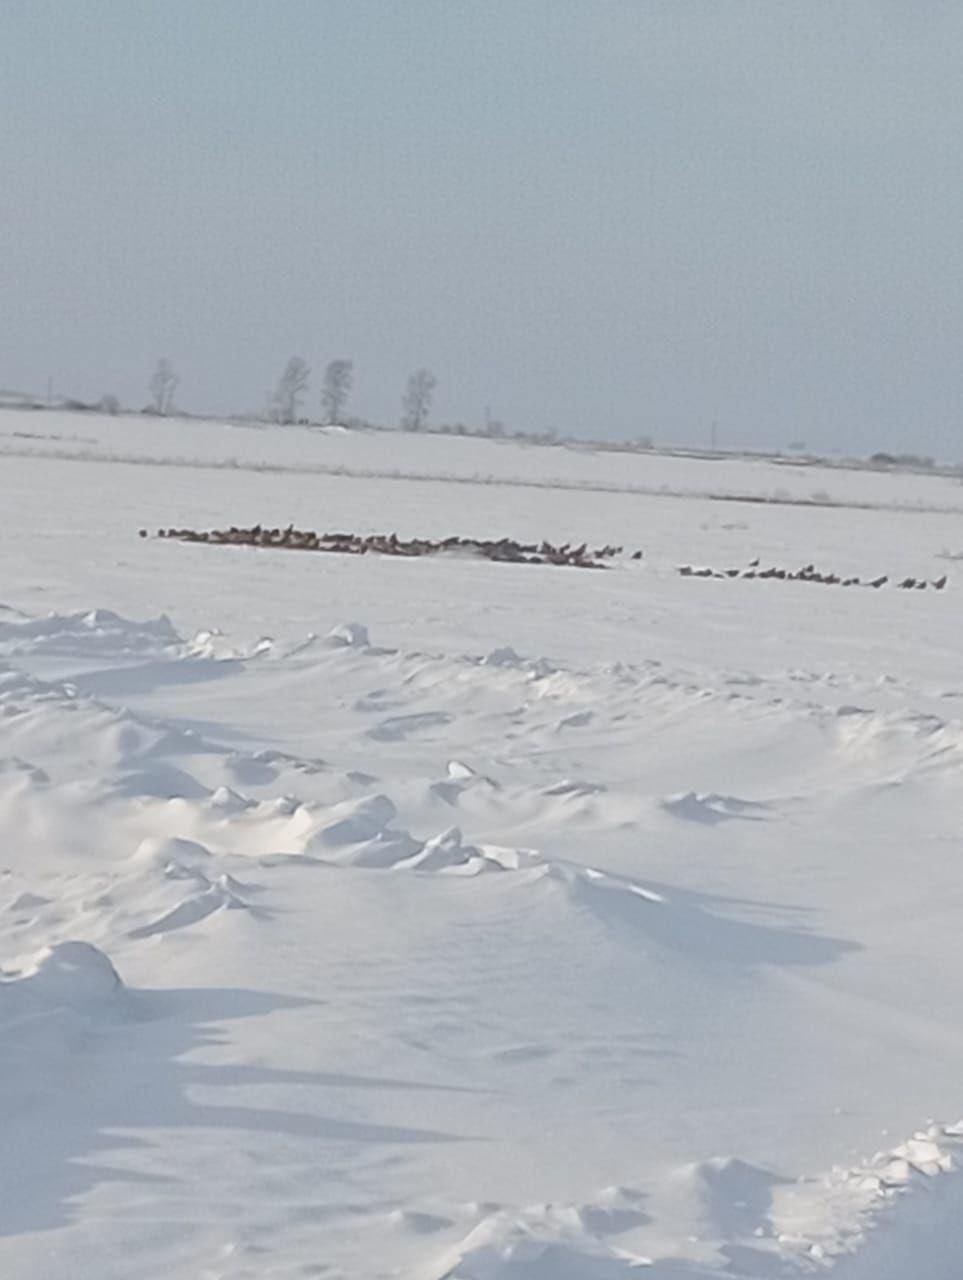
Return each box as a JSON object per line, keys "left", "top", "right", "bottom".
{"left": 267, "top": 356, "right": 436, "bottom": 430}
{"left": 143, "top": 356, "right": 437, "bottom": 430}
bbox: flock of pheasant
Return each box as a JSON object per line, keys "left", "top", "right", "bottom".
{"left": 146, "top": 526, "right": 949, "bottom": 592}
{"left": 146, "top": 525, "right": 637, "bottom": 569}
{"left": 678, "top": 558, "right": 948, "bottom": 591}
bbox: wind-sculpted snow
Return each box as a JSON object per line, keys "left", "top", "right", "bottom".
{"left": 4, "top": 438, "right": 963, "bottom": 1279}
{"left": 2, "top": 940, "right": 125, "bottom": 1009}
{"left": 0, "top": 607, "right": 181, "bottom": 659}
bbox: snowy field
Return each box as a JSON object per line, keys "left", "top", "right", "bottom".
{"left": 2, "top": 409, "right": 963, "bottom": 1279}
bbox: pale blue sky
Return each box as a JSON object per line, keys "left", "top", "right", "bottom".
{"left": 3, "top": 1, "right": 962, "bottom": 453}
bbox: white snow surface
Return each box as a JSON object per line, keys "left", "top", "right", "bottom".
{"left": 2, "top": 410, "right": 963, "bottom": 1278}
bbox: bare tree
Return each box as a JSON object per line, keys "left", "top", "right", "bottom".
{"left": 271, "top": 356, "right": 310, "bottom": 424}
{"left": 321, "top": 358, "right": 353, "bottom": 425}
{"left": 401, "top": 368, "right": 436, "bottom": 431}
{"left": 149, "top": 358, "right": 178, "bottom": 415}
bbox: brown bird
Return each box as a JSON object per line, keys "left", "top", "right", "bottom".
{"left": 933, "top": 575, "right": 948, "bottom": 590}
